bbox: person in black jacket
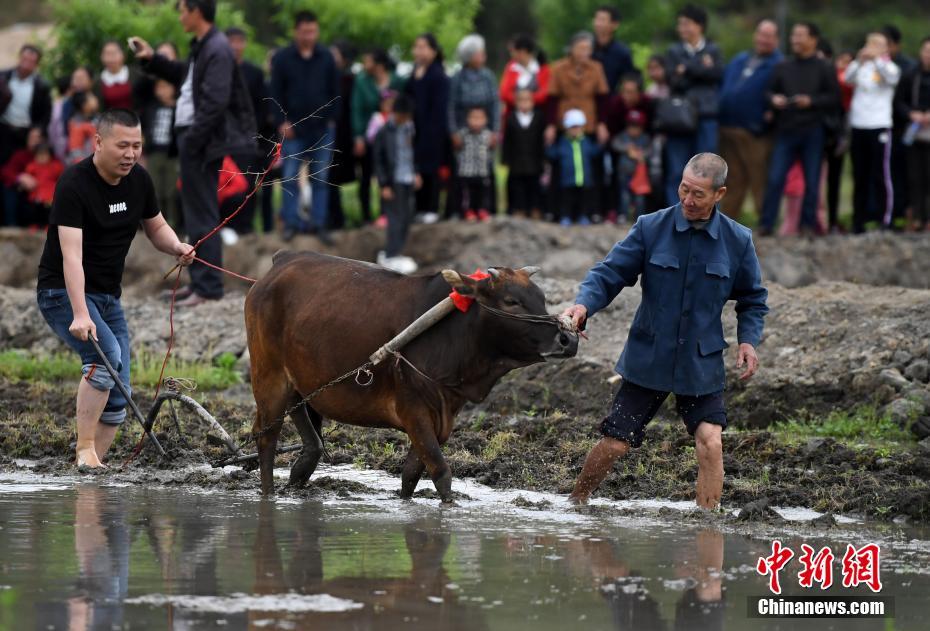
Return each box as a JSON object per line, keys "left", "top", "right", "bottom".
{"left": 130, "top": 0, "right": 256, "bottom": 306}
{"left": 502, "top": 88, "right": 546, "bottom": 217}
{"left": 758, "top": 22, "right": 839, "bottom": 236}
{"left": 0, "top": 45, "right": 53, "bottom": 169}
{"left": 372, "top": 94, "right": 420, "bottom": 273}
{"left": 226, "top": 27, "right": 270, "bottom": 236}
{"left": 404, "top": 33, "right": 450, "bottom": 223}
{"left": 662, "top": 4, "right": 724, "bottom": 206}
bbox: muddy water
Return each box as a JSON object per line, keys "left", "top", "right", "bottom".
{"left": 1, "top": 466, "right": 928, "bottom": 631}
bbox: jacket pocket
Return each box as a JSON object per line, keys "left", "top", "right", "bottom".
{"left": 649, "top": 253, "right": 679, "bottom": 269}
{"left": 698, "top": 336, "right": 730, "bottom": 357}
{"left": 705, "top": 261, "right": 730, "bottom": 278}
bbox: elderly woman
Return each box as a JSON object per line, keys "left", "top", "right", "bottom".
{"left": 545, "top": 31, "right": 610, "bottom": 145}
{"left": 449, "top": 34, "right": 500, "bottom": 142}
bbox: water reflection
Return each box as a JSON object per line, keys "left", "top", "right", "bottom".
{"left": 250, "top": 500, "right": 488, "bottom": 630}
{"left": 66, "top": 486, "right": 130, "bottom": 630}
{"left": 1, "top": 483, "right": 924, "bottom": 630}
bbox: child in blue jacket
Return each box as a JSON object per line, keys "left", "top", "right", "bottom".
{"left": 546, "top": 109, "right": 603, "bottom": 225}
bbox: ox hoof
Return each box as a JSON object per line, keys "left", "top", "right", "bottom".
{"left": 288, "top": 450, "right": 321, "bottom": 488}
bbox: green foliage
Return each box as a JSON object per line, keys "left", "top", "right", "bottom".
{"left": 45, "top": 0, "right": 260, "bottom": 84}
{"left": 533, "top": 0, "right": 675, "bottom": 62}
{"left": 0, "top": 350, "right": 241, "bottom": 390}
{"left": 773, "top": 406, "right": 911, "bottom": 441}
{"left": 272, "top": 0, "right": 481, "bottom": 60}
{"left": 531, "top": 1, "right": 930, "bottom": 71}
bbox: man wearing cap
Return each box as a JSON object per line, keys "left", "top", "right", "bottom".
{"left": 561, "top": 152, "right": 768, "bottom": 510}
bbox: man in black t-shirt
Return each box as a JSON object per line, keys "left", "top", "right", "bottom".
{"left": 37, "top": 108, "right": 195, "bottom": 468}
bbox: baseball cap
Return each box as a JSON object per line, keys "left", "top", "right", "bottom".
{"left": 562, "top": 108, "right": 587, "bottom": 129}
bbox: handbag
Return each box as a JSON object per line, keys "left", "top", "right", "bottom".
{"left": 654, "top": 96, "right": 698, "bottom": 134}
{"left": 629, "top": 161, "right": 652, "bottom": 196}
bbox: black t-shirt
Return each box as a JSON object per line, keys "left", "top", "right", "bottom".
{"left": 37, "top": 157, "right": 159, "bottom": 297}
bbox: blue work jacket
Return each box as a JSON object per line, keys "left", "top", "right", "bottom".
{"left": 575, "top": 205, "right": 769, "bottom": 396}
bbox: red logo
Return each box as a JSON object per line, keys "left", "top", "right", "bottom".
{"left": 798, "top": 544, "right": 835, "bottom": 589}
{"left": 757, "top": 541, "right": 882, "bottom": 594}
{"left": 756, "top": 540, "right": 794, "bottom": 595}
{"left": 841, "top": 543, "right": 882, "bottom": 593}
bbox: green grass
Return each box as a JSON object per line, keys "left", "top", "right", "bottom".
{"left": 0, "top": 350, "right": 242, "bottom": 390}
{"left": 771, "top": 406, "right": 911, "bottom": 442}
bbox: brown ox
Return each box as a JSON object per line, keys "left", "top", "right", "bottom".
{"left": 244, "top": 251, "right": 579, "bottom": 502}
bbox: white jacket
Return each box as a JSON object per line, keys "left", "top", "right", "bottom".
{"left": 845, "top": 57, "right": 901, "bottom": 129}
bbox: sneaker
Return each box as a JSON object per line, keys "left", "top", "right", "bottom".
{"left": 374, "top": 215, "right": 388, "bottom": 228}
{"left": 605, "top": 210, "right": 618, "bottom": 224}
{"left": 175, "top": 292, "right": 220, "bottom": 308}
{"left": 282, "top": 226, "right": 298, "bottom": 242}
{"left": 161, "top": 285, "right": 194, "bottom": 301}
{"left": 559, "top": 217, "right": 573, "bottom": 227}
{"left": 420, "top": 212, "right": 440, "bottom": 224}
{"left": 577, "top": 216, "right": 592, "bottom": 226}
{"left": 464, "top": 210, "right": 478, "bottom": 222}
{"left": 381, "top": 254, "right": 418, "bottom": 274}
{"left": 477, "top": 209, "right": 492, "bottom": 222}
{"left": 220, "top": 227, "right": 239, "bottom": 246}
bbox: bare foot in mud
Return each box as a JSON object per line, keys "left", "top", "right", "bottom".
{"left": 76, "top": 447, "right": 107, "bottom": 470}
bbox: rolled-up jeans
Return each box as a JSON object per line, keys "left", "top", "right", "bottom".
{"left": 36, "top": 288, "right": 130, "bottom": 424}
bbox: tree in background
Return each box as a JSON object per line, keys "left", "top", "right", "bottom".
{"left": 272, "top": 0, "right": 480, "bottom": 62}
{"left": 46, "top": 0, "right": 259, "bottom": 83}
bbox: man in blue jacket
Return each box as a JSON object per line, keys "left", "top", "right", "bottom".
{"left": 271, "top": 10, "right": 340, "bottom": 244}
{"left": 717, "top": 19, "right": 781, "bottom": 219}
{"left": 562, "top": 153, "right": 768, "bottom": 510}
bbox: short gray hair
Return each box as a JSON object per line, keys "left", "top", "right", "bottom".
{"left": 570, "top": 31, "right": 595, "bottom": 49}
{"left": 456, "top": 34, "right": 485, "bottom": 64}
{"left": 684, "top": 153, "right": 728, "bottom": 189}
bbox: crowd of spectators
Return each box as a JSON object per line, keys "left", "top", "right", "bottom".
{"left": 2, "top": 3, "right": 930, "bottom": 270}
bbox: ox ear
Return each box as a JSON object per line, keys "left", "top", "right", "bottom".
{"left": 519, "top": 266, "right": 540, "bottom": 277}
{"left": 442, "top": 269, "right": 476, "bottom": 296}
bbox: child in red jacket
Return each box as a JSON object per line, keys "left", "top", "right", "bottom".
{"left": 20, "top": 143, "right": 64, "bottom": 227}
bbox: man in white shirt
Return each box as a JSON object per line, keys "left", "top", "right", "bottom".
{"left": 0, "top": 44, "right": 52, "bottom": 175}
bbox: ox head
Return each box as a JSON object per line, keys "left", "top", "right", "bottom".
{"left": 441, "top": 266, "right": 579, "bottom": 363}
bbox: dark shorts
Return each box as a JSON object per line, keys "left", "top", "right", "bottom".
{"left": 600, "top": 379, "right": 727, "bottom": 448}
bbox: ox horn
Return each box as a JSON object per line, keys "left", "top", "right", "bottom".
{"left": 487, "top": 267, "right": 502, "bottom": 280}
{"left": 519, "top": 266, "right": 540, "bottom": 277}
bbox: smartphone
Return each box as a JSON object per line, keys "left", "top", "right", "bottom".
{"left": 127, "top": 37, "right": 140, "bottom": 53}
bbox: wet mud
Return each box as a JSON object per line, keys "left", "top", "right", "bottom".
{"left": 2, "top": 377, "right": 927, "bottom": 524}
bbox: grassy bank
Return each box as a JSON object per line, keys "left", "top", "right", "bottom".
{"left": 0, "top": 350, "right": 242, "bottom": 390}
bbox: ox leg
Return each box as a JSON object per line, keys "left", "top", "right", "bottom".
{"left": 407, "top": 424, "right": 453, "bottom": 504}
{"left": 399, "top": 447, "right": 426, "bottom": 499}
{"left": 288, "top": 403, "right": 324, "bottom": 488}
{"left": 257, "top": 421, "right": 283, "bottom": 496}
{"left": 252, "top": 378, "right": 290, "bottom": 497}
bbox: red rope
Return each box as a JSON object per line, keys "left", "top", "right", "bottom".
{"left": 190, "top": 142, "right": 283, "bottom": 252}
{"left": 157, "top": 141, "right": 280, "bottom": 401}
{"left": 192, "top": 256, "right": 258, "bottom": 283}
{"left": 125, "top": 143, "right": 281, "bottom": 467}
